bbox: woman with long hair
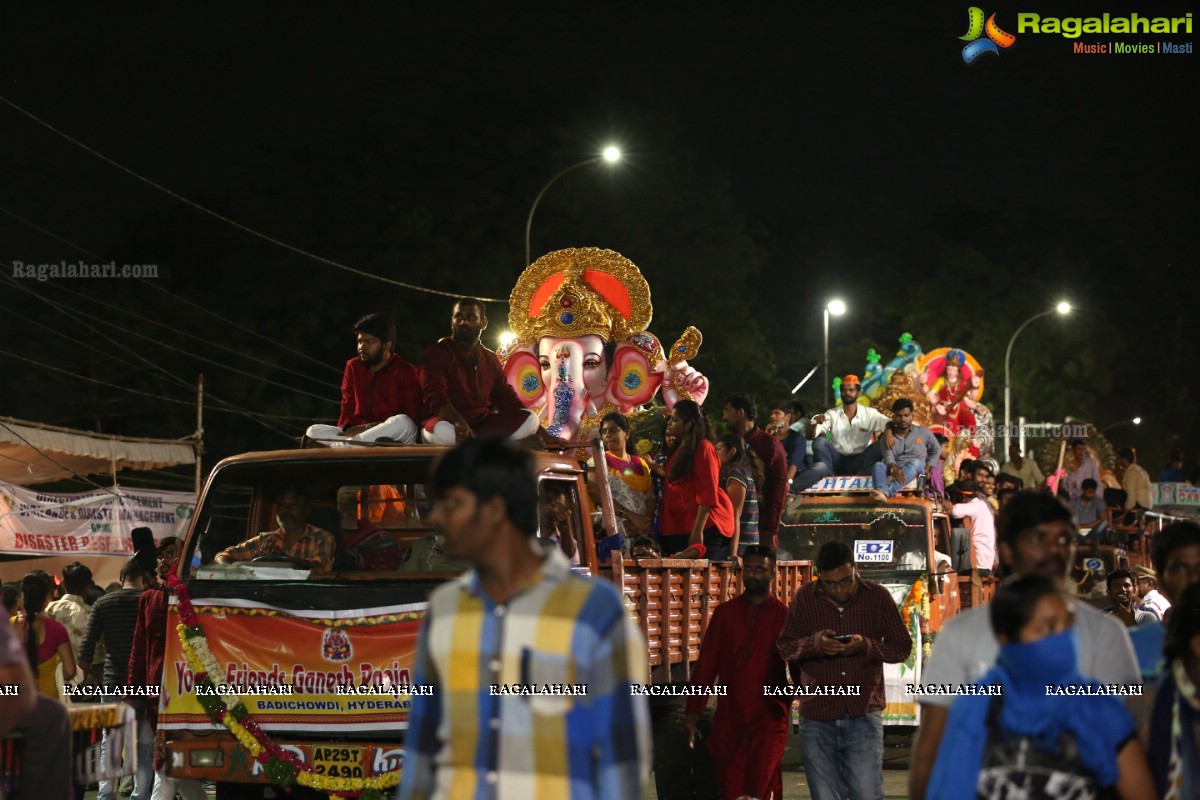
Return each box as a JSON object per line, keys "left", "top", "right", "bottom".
{"left": 11, "top": 572, "right": 76, "bottom": 698}
{"left": 659, "top": 401, "right": 734, "bottom": 558}
{"left": 595, "top": 411, "right": 657, "bottom": 537}
{"left": 716, "top": 433, "right": 764, "bottom": 559}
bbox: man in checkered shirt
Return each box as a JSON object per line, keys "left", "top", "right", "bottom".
{"left": 398, "top": 437, "right": 650, "bottom": 800}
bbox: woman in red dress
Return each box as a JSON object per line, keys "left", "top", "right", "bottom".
{"left": 658, "top": 400, "right": 735, "bottom": 558}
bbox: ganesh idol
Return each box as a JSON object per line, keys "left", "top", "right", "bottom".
{"left": 497, "top": 247, "right": 709, "bottom": 441}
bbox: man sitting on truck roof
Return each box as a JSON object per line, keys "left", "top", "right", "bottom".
{"left": 399, "top": 437, "right": 650, "bottom": 799}
{"left": 305, "top": 312, "right": 423, "bottom": 445}
{"left": 419, "top": 298, "right": 545, "bottom": 445}
{"left": 1072, "top": 478, "right": 1109, "bottom": 528}
{"left": 214, "top": 484, "right": 335, "bottom": 571}
{"left": 805, "top": 374, "right": 889, "bottom": 480}
{"left": 871, "top": 397, "right": 939, "bottom": 502}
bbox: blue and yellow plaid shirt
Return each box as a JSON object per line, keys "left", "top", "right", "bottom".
{"left": 398, "top": 545, "right": 650, "bottom": 800}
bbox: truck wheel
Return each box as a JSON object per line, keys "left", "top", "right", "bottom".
{"left": 649, "top": 695, "right": 718, "bottom": 800}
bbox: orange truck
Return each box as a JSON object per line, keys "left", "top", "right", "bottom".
{"left": 157, "top": 443, "right": 813, "bottom": 796}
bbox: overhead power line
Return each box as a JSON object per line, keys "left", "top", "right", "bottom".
{"left": 1, "top": 271, "right": 337, "bottom": 405}
{"left": 0, "top": 204, "right": 343, "bottom": 375}
{"left": 0, "top": 346, "right": 297, "bottom": 442}
{"left": 0, "top": 95, "right": 507, "bottom": 303}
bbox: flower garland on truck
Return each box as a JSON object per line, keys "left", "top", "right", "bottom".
{"left": 167, "top": 574, "right": 399, "bottom": 799}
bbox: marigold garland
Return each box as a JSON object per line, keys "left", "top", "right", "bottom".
{"left": 167, "top": 575, "right": 401, "bottom": 797}
{"left": 900, "top": 575, "right": 933, "bottom": 659}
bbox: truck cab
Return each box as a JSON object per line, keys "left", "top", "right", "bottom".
{"left": 159, "top": 445, "right": 593, "bottom": 795}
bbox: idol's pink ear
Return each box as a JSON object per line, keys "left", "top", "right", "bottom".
{"left": 503, "top": 348, "right": 547, "bottom": 411}
{"left": 604, "top": 344, "right": 663, "bottom": 409}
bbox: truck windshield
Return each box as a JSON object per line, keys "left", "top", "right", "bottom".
{"left": 779, "top": 504, "right": 929, "bottom": 573}
{"left": 183, "top": 456, "right": 587, "bottom": 580}
{"left": 184, "top": 458, "right": 466, "bottom": 580}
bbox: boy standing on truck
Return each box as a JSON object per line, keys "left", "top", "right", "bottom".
{"left": 399, "top": 437, "right": 650, "bottom": 799}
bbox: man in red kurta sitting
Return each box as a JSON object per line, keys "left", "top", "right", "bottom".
{"left": 419, "top": 298, "right": 542, "bottom": 445}
{"left": 306, "top": 313, "right": 423, "bottom": 444}
{"left": 685, "top": 545, "right": 791, "bottom": 800}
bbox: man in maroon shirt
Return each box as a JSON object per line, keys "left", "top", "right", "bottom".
{"left": 723, "top": 394, "right": 789, "bottom": 546}
{"left": 778, "top": 540, "right": 911, "bottom": 800}
{"left": 419, "top": 298, "right": 540, "bottom": 445}
{"left": 306, "top": 313, "right": 423, "bottom": 444}
{"left": 686, "top": 545, "right": 790, "bottom": 800}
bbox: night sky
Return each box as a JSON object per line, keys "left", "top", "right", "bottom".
{"left": 1, "top": 2, "right": 1196, "bottom": 472}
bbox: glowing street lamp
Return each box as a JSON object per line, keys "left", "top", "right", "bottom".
{"left": 1101, "top": 417, "right": 1142, "bottom": 435}
{"left": 1004, "top": 301, "right": 1072, "bottom": 456}
{"left": 525, "top": 146, "right": 623, "bottom": 266}
{"left": 823, "top": 299, "right": 846, "bottom": 407}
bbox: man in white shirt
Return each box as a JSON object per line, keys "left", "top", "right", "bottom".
{"left": 44, "top": 561, "right": 91, "bottom": 693}
{"left": 908, "top": 491, "right": 1140, "bottom": 799}
{"left": 1000, "top": 442, "right": 1044, "bottom": 489}
{"left": 1131, "top": 564, "right": 1171, "bottom": 620}
{"left": 1062, "top": 438, "right": 1102, "bottom": 499}
{"left": 805, "top": 374, "right": 890, "bottom": 478}
{"left": 1117, "top": 447, "right": 1152, "bottom": 512}
{"left": 945, "top": 481, "right": 996, "bottom": 576}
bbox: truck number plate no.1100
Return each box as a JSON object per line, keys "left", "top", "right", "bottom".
{"left": 312, "top": 745, "right": 365, "bottom": 778}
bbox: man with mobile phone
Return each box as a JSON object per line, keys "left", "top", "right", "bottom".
{"left": 778, "top": 541, "right": 911, "bottom": 800}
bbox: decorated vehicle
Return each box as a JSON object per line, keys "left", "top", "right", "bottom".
{"left": 160, "top": 443, "right": 813, "bottom": 796}
{"left": 779, "top": 477, "right": 994, "bottom": 725}
{"left": 160, "top": 445, "right": 631, "bottom": 795}
{"left": 498, "top": 247, "right": 709, "bottom": 442}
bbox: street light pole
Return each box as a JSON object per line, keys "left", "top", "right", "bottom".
{"left": 1004, "top": 302, "right": 1071, "bottom": 458}
{"left": 823, "top": 307, "right": 830, "bottom": 408}
{"left": 1101, "top": 417, "right": 1142, "bottom": 435}
{"left": 822, "top": 299, "right": 846, "bottom": 408}
{"left": 524, "top": 147, "right": 621, "bottom": 266}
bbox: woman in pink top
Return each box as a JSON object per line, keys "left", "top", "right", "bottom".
{"left": 11, "top": 573, "right": 75, "bottom": 698}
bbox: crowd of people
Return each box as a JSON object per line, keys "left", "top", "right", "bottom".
{"left": 5, "top": 312, "right": 1200, "bottom": 800}
{"left": 1, "top": 535, "right": 204, "bottom": 800}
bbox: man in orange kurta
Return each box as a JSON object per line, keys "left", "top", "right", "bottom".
{"left": 685, "top": 546, "right": 791, "bottom": 799}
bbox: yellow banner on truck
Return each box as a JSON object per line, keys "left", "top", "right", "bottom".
{"left": 159, "top": 596, "right": 425, "bottom": 733}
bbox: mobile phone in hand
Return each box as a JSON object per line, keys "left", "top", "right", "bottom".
{"left": 832, "top": 634, "right": 853, "bottom": 643}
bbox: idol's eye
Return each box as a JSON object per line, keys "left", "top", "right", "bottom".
{"left": 584, "top": 358, "right": 601, "bottom": 369}
{"left": 539, "top": 359, "right": 551, "bottom": 370}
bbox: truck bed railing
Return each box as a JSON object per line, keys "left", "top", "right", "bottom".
{"left": 607, "top": 555, "right": 814, "bottom": 681}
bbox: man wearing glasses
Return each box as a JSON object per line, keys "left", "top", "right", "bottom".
{"left": 778, "top": 540, "right": 912, "bottom": 800}
{"left": 909, "top": 491, "right": 1141, "bottom": 799}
